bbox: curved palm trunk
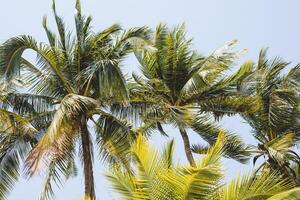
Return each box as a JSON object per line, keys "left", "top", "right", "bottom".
{"left": 81, "top": 117, "right": 96, "bottom": 200}
{"left": 179, "top": 127, "right": 196, "bottom": 167}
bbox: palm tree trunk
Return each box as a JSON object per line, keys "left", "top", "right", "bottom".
{"left": 179, "top": 127, "right": 196, "bottom": 167}
{"left": 81, "top": 117, "right": 96, "bottom": 200}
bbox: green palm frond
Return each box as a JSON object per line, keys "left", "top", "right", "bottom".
{"left": 0, "top": 79, "right": 38, "bottom": 198}
{"left": 105, "top": 170, "right": 135, "bottom": 200}
{"left": 253, "top": 133, "right": 300, "bottom": 184}
{"left": 191, "top": 114, "right": 251, "bottom": 163}
{"left": 0, "top": 131, "right": 35, "bottom": 199}
{"left": 51, "top": 0, "right": 68, "bottom": 51}
{"left": 0, "top": 151, "right": 19, "bottom": 200}
{"left": 196, "top": 95, "right": 257, "bottom": 119}
{"left": 92, "top": 112, "right": 135, "bottom": 172}
{"left": 6, "top": 93, "right": 55, "bottom": 115}
{"left": 42, "top": 16, "right": 57, "bottom": 48}
{"left": 20, "top": 58, "right": 65, "bottom": 98}
{"left": 93, "top": 24, "right": 122, "bottom": 44}
{"left": 186, "top": 39, "right": 243, "bottom": 88}
{"left": 106, "top": 134, "right": 177, "bottom": 200}
{"left": 0, "top": 35, "right": 73, "bottom": 94}
{"left": 78, "top": 58, "right": 129, "bottom": 101}
{"left": 114, "top": 26, "right": 151, "bottom": 56}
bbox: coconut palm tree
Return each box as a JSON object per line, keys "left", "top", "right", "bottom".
{"left": 112, "top": 24, "right": 254, "bottom": 167}
{"left": 0, "top": 0, "right": 149, "bottom": 199}
{"left": 238, "top": 49, "right": 300, "bottom": 184}
{"left": 106, "top": 132, "right": 300, "bottom": 200}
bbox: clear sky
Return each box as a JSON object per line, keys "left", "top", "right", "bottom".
{"left": 1, "top": 0, "right": 300, "bottom": 199}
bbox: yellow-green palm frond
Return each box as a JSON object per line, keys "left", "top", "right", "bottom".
{"left": 267, "top": 187, "right": 300, "bottom": 200}
{"left": 216, "top": 171, "right": 295, "bottom": 200}
{"left": 106, "top": 135, "right": 170, "bottom": 199}
{"left": 106, "top": 168, "right": 136, "bottom": 200}
{"left": 0, "top": 109, "right": 37, "bottom": 136}
{"left": 160, "top": 132, "right": 224, "bottom": 200}
{"left": 107, "top": 132, "right": 300, "bottom": 200}
{"left": 107, "top": 132, "right": 225, "bottom": 200}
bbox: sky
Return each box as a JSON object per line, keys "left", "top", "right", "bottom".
{"left": 1, "top": 0, "right": 300, "bottom": 199}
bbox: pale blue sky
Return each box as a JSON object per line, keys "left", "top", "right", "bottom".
{"left": 1, "top": 0, "right": 300, "bottom": 199}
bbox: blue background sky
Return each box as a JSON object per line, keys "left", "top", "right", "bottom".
{"left": 1, "top": 0, "right": 300, "bottom": 199}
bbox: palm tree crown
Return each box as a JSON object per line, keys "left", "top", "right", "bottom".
{"left": 238, "top": 49, "right": 300, "bottom": 184}
{"left": 0, "top": 0, "right": 149, "bottom": 199}
{"left": 117, "top": 24, "right": 253, "bottom": 166}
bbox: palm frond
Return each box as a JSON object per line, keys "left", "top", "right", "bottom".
{"left": 0, "top": 35, "right": 73, "bottom": 94}
{"left": 107, "top": 132, "right": 225, "bottom": 200}
{"left": 39, "top": 149, "right": 77, "bottom": 200}
{"left": 191, "top": 114, "right": 251, "bottom": 163}
{"left": 0, "top": 132, "right": 35, "bottom": 199}
{"left": 42, "top": 16, "right": 57, "bottom": 48}
{"left": 24, "top": 94, "right": 97, "bottom": 177}
{"left": 267, "top": 187, "right": 300, "bottom": 200}
{"left": 92, "top": 112, "right": 134, "bottom": 172}
{"left": 216, "top": 171, "right": 294, "bottom": 200}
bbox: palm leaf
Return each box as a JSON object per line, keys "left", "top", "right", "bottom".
{"left": 24, "top": 94, "right": 98, "bottom": 177}
{"left": 267, "top": 187, "right": 300, "bottom": 200}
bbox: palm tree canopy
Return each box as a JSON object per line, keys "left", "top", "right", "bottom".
{"left": 113, "top": 24, "right": 253, "bottom": 164}
{"left": 238, "top": 49, "right": 300, "bottom": 183}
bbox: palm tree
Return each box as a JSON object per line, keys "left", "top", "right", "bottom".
{"left": 113, "top": 24, "right": 254, "bottom": 167}
{"left": 238, "top": 49, "right": 300, "bottom": 184}
{"left": 106, "top": 132, "right": 300, "bottom": 200}
{"left": 0, "top": 79, "right": 41, "bottom": 199}
{"left": 0, "top": 1, "right": 149, "bottom": 199}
